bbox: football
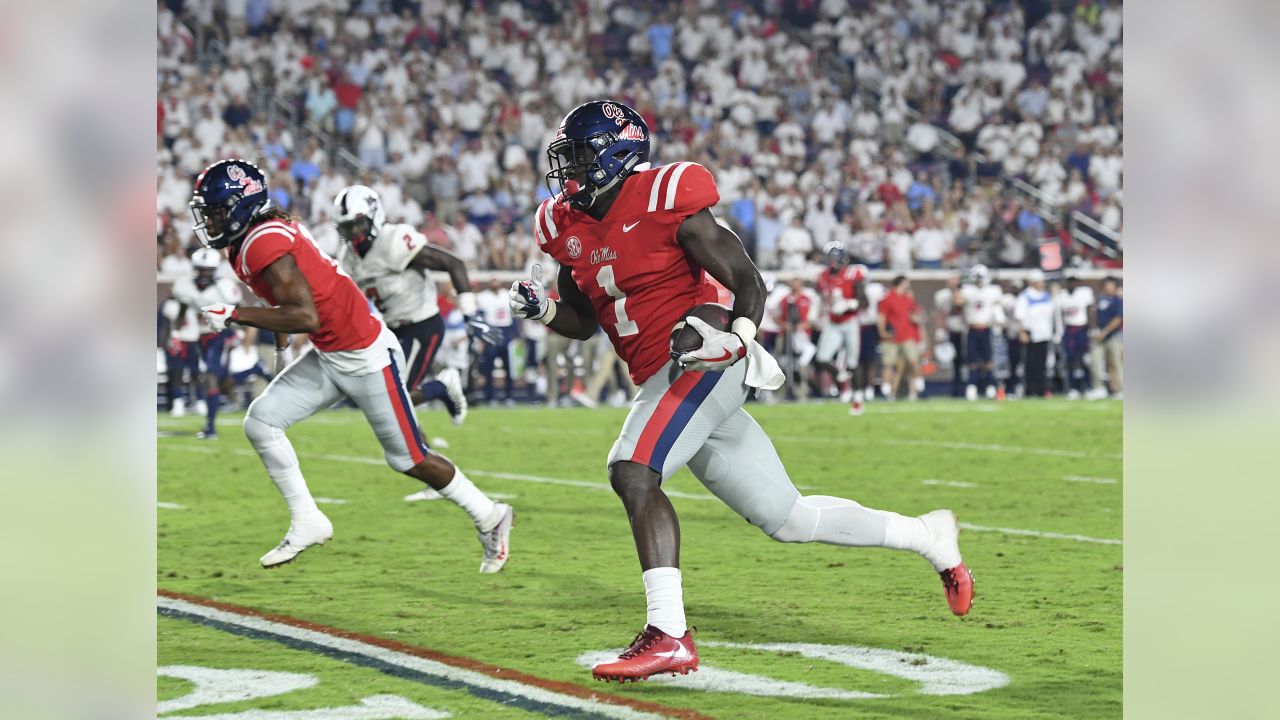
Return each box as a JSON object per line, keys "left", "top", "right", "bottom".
{"left": 669, "top": 302, "right": 733, "bottom": 358}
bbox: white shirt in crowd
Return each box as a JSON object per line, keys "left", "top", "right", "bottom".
{"left": 885, "top": 229, "right": 913, "bottom": 270}
{"left": 912, "top": 226, "right": 951, "bottom": 263}
{"left": 476, "top": 287, "right": 514, "bottom": 328}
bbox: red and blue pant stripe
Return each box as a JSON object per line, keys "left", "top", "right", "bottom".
{"left": 630, "top": 370, "right": 721, "bottom": 473}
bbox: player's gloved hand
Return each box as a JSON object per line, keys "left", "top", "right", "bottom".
{"left": 508, "top": 281, "right": 553, "bottom": 322}
{"left": 201, "top": 303, "right": 238, "bottom": 332}
{"left": 677, "top": 316, "right": 747, "bottom": 372}
{"left": 465, "top": 316, "right": 503, "bottom": 346}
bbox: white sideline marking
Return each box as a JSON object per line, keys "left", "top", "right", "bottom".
{"left": 961, "top": 523, "right": 1122, "bottom": 545}
{"left": 578, "top": 641, "right": 1009, "bottom": 698}
{"left": 314, "top": 497, "right": 347, "bottom": 505}
{"left": 1064, "top": 475, "right": 1119, "bottom": 485}
{"left": 158, "top": 502, "right": 188, "bottom": 510}
{"left": 871, "top": 405, "right": 999, "bottom": 414}
{"left": 922, "top": 479, "right": 977, "bottom": 488}
{"left": 772, "top": 435, "right": 1119, "bottom": 459}
{"left": 157, "top": 665, "right": 317, "bottom": 714}
{"left": 159, "top": 597, "right": 665, "bottom": 720}
{"left": 160, "top": 445, "right": 717, "bottom": 501}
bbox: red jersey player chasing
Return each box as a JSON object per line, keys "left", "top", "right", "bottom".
{"left": 190, "top": 159, "right": 513, "bottom": 573}
{"left": 509, "top": 102, "right": 974, "bottom": 683}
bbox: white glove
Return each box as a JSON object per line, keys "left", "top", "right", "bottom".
{"left": 831, "top": 298, "right": 860, "bottom": 315}
{"left": 201, "top": 303, "right": 238, "bottom": 332}
{"left": 273, "top": 344, "right": 295, "bottom": 375}
{"left": 677, "top": 316, "right": 747, "bottom": 372}
{"left": 508, "top": 281, "right": 556, "bottom": 324}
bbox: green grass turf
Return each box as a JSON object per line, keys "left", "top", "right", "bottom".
{"left": 158, "top": 398, "right": 1121, "bottom": 719}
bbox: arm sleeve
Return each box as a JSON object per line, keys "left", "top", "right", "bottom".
{"left": 386, "top": 227, "right": 428, "bottom": 272}
{"left": 240, "top": 228, "right": 294, "bottom": 277}
{"left": 660, "top": 163, "right": 720, "bottom": 222}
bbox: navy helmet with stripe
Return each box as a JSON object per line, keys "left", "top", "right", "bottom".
{"left": 546, "top": 100, "right": 650, "bottom": 211}
{"left": 190, "top": 158, "right": 271, "bottom": 248}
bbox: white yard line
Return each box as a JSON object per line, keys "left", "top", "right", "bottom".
{"left": 160, "top": 444, "right": 717, "bottom": 501}
{"left": 158, "top": 501, "right": 187, "bottom": 510}
{"left": 960, "top": 523, "right": 1121, "bottom": 545}
{"left": 921, "top": 479, "right": 978, "bottom": 488}
{"left": 1063, "top": 475, "right": 1120, "bottom": 485}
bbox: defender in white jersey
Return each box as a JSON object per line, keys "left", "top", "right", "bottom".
{"left": 166, "top": 248, "right": 243, "bottom": 436}
{"left": 334, "top": 185, "right": 492, "bottom": 427}
{"left": 956, "top": 264, "right": 1006, "bottom": 400}
{"left": 857, "top": 280, "right": 886, "bottom": 402}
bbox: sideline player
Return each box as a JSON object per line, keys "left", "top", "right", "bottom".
{"left": 169, "top": 247, "right": 243, "bottom": 438}
{"left": 957, "top": 264, "right": 1006, "bottom": 400}
{"left": 1055, "top": 274, "right": 1095, "bottom": 399}
{"left": 814, "top": 241, "right": 869, "bottom": 413}
{"left": 332, "top": 184, "right": 485, "bottom": 425}
{"left": 190, "top": 159, "right": 513, "bottom": 572}
{"left": 511, "top": 102, "right": 973, "bottom": 683}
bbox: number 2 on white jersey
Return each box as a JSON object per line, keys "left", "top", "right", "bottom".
{"left": 596, "top": 265, "right": 638, "bottom": 337}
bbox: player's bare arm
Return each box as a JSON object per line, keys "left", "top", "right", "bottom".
{"left": 855, "top": 278, "right": 869, "bottom": 311}
{"left": 228, "top": 255, "right": 320, "bottom": 334}
{"left": 547, "top": 264, "right": 599, "bottom": 341}
{"left": 676, "top": 209, "right": 765, "bottom": 327}
{"left": 410, "top": 244, "right": 473, "bottom": 294}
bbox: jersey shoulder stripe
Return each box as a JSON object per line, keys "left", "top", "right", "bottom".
{"left": 239, "top": 221, "right": 295, "bottom": 277}
{"left": 663, "top": 162, "right": 695, "bottom": 210}
{"left": 646, "top": 163, "right": 679, "bottom": 212}
{"left": 533, "top": 199, "right": 551, "bottom": 245}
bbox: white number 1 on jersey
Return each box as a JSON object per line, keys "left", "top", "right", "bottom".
{"left": 596, "top": 265, "right": 638, "bottom": 337}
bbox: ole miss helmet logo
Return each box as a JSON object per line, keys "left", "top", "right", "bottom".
{"left": 227, "top": 163, "right": 262, "bottom": 194}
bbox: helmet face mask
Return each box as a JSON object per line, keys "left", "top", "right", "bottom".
{"left": 823, "top": 241, "right": 847, "bottom": 268}
{"left": 336, "top": 217, "right": 375, "bottom": 254}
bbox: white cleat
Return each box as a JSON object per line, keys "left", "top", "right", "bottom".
{"left": 839, "top": 388, "right": 853, "bottom": 403}
{"left": 984, "top": 384, "right": 997, "bottom": 400}
{"left": 1085, "top": 388, "right": 1108, "bottom": 401}
{"left": 1066, "top": 389, "right": 1081, "bottom": 400}
{"left": 965, "top": 384, "right": 978, "bottom": 401}
{"left": 477, "top": 503, "right": 515, "bottom": 574}
{"left": 404, "top": 487, "right": 444, "bottom": 502}
{"left": 439, "top": 367, "right": 468, "bottom": 426}
{"left": 919, "top": 509, "right": 964, "bottom": 573}
{"left": 260, "top": 511, "right": 334, "bottom": 568}
{"left": 194, "top": 399, "right": 208, "bottom": 417}
{"left": 170, "top": 398, "right": 186, "bottom": 417}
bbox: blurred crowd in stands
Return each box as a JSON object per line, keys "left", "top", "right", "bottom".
{"left": 157, "top": 0, "right": 1123, "bottom": 277}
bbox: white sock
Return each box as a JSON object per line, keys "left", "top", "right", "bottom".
{"left": 882, "top": 512, "right": 933, "bottom": 555}
{"left": 853, "top": 389, "right": 863, "bottom": 402}
{"left": 438, "top": 467, "right": 498, "bottom": 530}
{"left": 245, "top": 416, "right": 319, "bottom": 523}
{"left": 642, "top": 567, "right": 687, "bottom": 637}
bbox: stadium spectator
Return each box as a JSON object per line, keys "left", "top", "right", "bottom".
{"left": 1014, "top": 270, "right": 1059, "bottom": 398}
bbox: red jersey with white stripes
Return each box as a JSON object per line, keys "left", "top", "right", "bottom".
{"left": 816, "top": 265, "right": 866, "bottom": 324}
{"left": 534, "top": 162, "right": 720, "bottom": 384}
{"left": 230, "top": 218, "right": 382, "bottom": 352}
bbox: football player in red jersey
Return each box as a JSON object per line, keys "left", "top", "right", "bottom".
{"left": 814, "top": 241, "right": 870, "bottom": 413}
{"left": 509, "top": 102, "right": 974, "bottom": 683}
{"left": 190, "top": 159, "right": 514, "bottom": 573}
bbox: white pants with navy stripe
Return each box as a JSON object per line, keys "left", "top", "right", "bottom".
{"left": 608, "top": 360, "right": 800, "bottom": 535}
{"left": 246, "top": 344, "right": 429, "bottom": 472}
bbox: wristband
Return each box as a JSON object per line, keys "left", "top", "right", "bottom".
{"left": 731, "top": 317, "right": 758, "bottom": 345}
{"left": 457, "top": 291, "right": 478, "bottom": 318}
{"left": 538, "top": 299, "right": 558, "bottom": 325}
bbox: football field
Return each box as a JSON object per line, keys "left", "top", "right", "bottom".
{"left": 158, "top": 398, "right": 1122, "bottom": 719}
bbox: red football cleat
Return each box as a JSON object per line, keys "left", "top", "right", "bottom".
{"left": 592, "top": 626, "right": 699, "bottom": 683}
{"left": 939, "top": 562, "right": 975, "bottom": 616}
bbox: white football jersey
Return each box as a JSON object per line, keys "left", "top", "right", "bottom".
{"left": 859, "top": 282, "right": 886, "bottom": 326}
{"left": 933, "top": 287, "right": 966, "bottom": 333}
{"left": 169, "top": 276, "right": 243, "bottom": 340}
{"left": 338, "top": 222, "right": 439, "bottom": 327}
{"left": 1056, "top": 285, "right": 1095, "bottom": 327}
{"left": 960, "top": 283, "right": 1005, "bottom": 327}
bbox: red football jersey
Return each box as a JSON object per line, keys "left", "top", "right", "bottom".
{"left": 230, "top": 218, "right": 382, "bottom": 353}
{"left": 535, "top": 162, "right": 720, "bottom": 384}
{"left": 816, "top": 265, "right": 865, "bottom": 323}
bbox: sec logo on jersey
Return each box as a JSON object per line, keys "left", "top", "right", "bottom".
{"left": 566, "top": 236, "right": 582, "bottom": 259}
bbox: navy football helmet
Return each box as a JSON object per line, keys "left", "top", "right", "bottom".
{"left": 546, "top": 100, "right": 650, "bottom": 210}
{"left": 190, "top": 159, "right": 270, "bottom": 249}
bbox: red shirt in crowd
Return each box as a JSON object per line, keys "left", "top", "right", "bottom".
{"left": 878, "top": 288, "right": 921, "bottom": 343}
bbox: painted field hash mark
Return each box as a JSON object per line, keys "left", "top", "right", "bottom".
{"left": 961, "top": 523, "right": 1122, "bottom": 545}
{"left": 158, "top": 591, "right": 709, "bottom": 720}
